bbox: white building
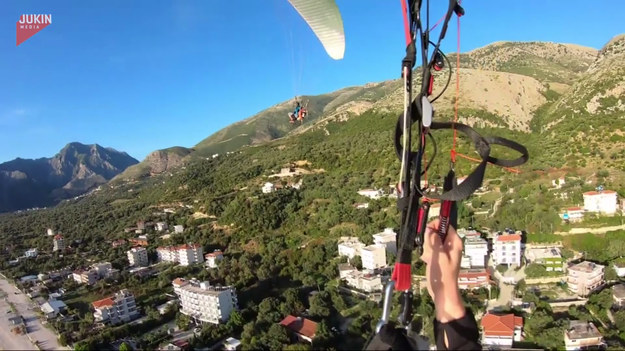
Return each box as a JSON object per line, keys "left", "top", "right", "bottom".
{"left": 127, "top": 247, "right": 149, "bottom": 267}
{"left": 492, "top": 233, "right": 521, "bottom": 266}
{"left": 53, "top": 234, "right": 65, "bottom": 252}
{"left": 561, "top": 207, "right": 585, "bottom": 222}
{"left": 614, "top": 262, "right": 625, "bottom": 277}
{"left": 583, "top": 190, "right": 617, "bottom": 214}
{"left": 41, "top": 299, "right": 67, "bottom": 319}
{"left": 223, "top": 337, "right": 241, "bottom": 351}
{"left": 481, "top": 313, "right": 523, "bottom": 348}
{"left": 173, "top": 225, "right": 184, "bottom": 234}
{"left": 92, "top": 289, "right": 140, "bottom": 325}
{"left": 25, "top": 248, "right": 38, "bottom": 258}
{"left": 155, "top": 222, "right": 169, "bottom": 232}
{"left": 337, "top": 237, "right": 365, "bottom": 259}
{"left": 262, "top": 182, "right": 275, "bottom": 194}
{"left": 458, "top": 269, "right": 491, "bottom": 290}
{"left": 525, "top": 247, "right": 564, "bottom": 272}
{"left": 173, "top": 278, "right": 237, "bottom": 324}
{"left": 73, "top": 269, "right": 98, "bottom": 285}
{"left": 568, "top": 261, "right": 605, "bottom": 297}
{"left": 565, "top": 321, "right": 605, "bottom": 351}
{"left": 47, "top": 228, "right": 55, "bottom": 236}
{"left": 157, "top": 244, "right": 204, "bottom": 266}
{"left": 463, "top": 235, "right": 488, "bottom": 268}
{"left": 357, "top": 189, "right": 383, "bottom": 200}
{"left": 205, "top": 250, "right": 224, "bottom": 268}
{"left": 73, "top": 262, "right": 117, "bottom": 285}
{"left": 372, "top": 228, "right": 397, "bottom": 255}
{"left": 361, "top": 244, "right": 387, "bottom": 270}
{"left": 343, "top": 271, "right": 383, "bottom": 293}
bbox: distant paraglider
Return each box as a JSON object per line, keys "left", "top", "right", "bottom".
{"left": 287, "top": 0, "right": 345, "bottom": 60}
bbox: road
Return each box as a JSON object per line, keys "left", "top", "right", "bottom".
{"left": 555, "top": 223, "right": 625, "bottom": 235}
{"left": 0, "top": 274, "right": 65, "bottom": 351}
{"left": 488, "top": 264, "right": 526, "bottom": 309}
{"left": 0, "top": 295, "right": 37, "bottom": 351}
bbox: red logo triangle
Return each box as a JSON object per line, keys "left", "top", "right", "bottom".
{"left": 17, "top": 15, "right": 52, "bottom": 47}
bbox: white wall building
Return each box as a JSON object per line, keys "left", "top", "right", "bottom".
{"left": 463, "top": 235, "right": 488, "bottom": 268}
{"left": 53, "top": 235, "right": 65, "bottom": 252}
{"left": 127, "top": 247, "right": 149, "bottom": 267}
{"left": 564, "top": 321, "right": 605, "bottom": 351}
{"left": 205, "top": 250, "right": 224, "bottom": 268}
{"left": 92, "top": 289, "right": 140, "bottom": 325}
{"left": 361, "top": 244, "right": 387, "bottom": 270}
{"left": 583, "top": 190, "right": 617, "bottom": 214}
{"left": 157, "top": 244, "right": 204, "bottom": 266}
{"left": 337, "top": 237, "right": 365, "bottom": 259}
{"left": 173, "top": 278, "right": 237, "bottom": 324}
{"left": 173, "top": 225, "right": 184, "bottom": 234}
{"left": 357, "top": 189, "right": 383, "bottom": 200}
{"left": 343, "top": 271, "right": 383, "bottom": 293}
{"left": 492, "top": 233, "right": 521, "bottom": 266}
{"left": 156, "top": 222, "right": 169, "bottom": 232}
{"left": 568, "top": 261, "right": 605, "bottom": 297}
{"left": 481, "top": 313, "right": 523, "bottom": 348}
{"left": 372, "top": 228, "right": 397, "bottom": 255}
{"left": 25, "top": 248, "right": 38, "bottom": 258}
{"left": 262, "top": 182, "right": 275, "bottom": 194}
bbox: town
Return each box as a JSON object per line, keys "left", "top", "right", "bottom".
{"left": 1, "top": 171, "right": 625, "bottom": 351}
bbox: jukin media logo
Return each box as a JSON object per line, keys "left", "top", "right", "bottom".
{"left": 16, "top": 14, "right": 52, "bottom": 46}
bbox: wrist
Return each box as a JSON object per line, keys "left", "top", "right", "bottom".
{"left": 434, "top": 286, "right": 465, "bottom": 323}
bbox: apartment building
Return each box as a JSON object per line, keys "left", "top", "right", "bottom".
{"left": 173, "top": 278, "right": 237, "bottom": 324}
{"left": 583, "top": 190, "right": 617, "bottom": 214}
{"left": 157, "top": 244, "right": 204, "bottom": 266}
{"left": 92, "top": 289, "right": 140, "bottom": 325}
{"left": 463, "top": 235, "right": 488, "bottom": 268}
{"left": 372, "top": 228, "right": 397, "bottom": 255}
{"left": 53, "top": 234, "right": 65, "bottom": 252}
{"left": 564, "top": 321, "right": 605, "bottom": 351}
{"left": 360, "top": 244, "right": 387, "bottom": 270}
{"left": 205, "top": 250, "right": 224, "bottom": 269}
{"left": 492, "top": 233, "right": 521, "bottom": 266}
{"left": 568, "top": 261, "right": 605, "bottom": 297}
{"left": 337, "top": 237, "right": 365, "bottom": 259}
{"left": 127, "top": 247, "right": 149, "bottom": 267}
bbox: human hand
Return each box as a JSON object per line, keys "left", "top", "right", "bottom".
{"left": 420, "top": 219, "right": 466, "bottom": 322}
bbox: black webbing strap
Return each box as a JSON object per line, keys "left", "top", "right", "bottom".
{"left": 394, "top": 117, "right": 529, "bottom": 203}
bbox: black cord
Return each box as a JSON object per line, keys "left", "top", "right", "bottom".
{"left": 428, "top": 43, "right": 452, "bottom": 103}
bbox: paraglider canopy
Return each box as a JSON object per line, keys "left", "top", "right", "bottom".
{"left": 287, "top": 0, "right": 345, "bottom": 60}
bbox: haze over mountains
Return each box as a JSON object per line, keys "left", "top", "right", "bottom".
{"left": 0, "top": 142, "right": 138, "bottom": 212}
{"left": 5, "top": 35, "right": 625, "bottom": 212}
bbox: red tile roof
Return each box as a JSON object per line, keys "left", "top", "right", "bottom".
{"left": 92, "top": 297, "right": 114, "bottom": 309}
{"left": 54, "top": 234, "right": 63, "bottom": 240}
{"left": 481, "top": 313, "right": 523, "bottom": 337}
{"left": 496, "top": 234, "right": 521, "bottom": 242}
{"left": 567, "top": 207, "right": 583, "bottom": 211}
{"left": 280, "top": 315, "right": 318, "bottom": 339}
{"left": 172, "top": 278, "right": 187, "bottom": 287}
{"left": 205, "top": 250, "right": 223, "bottom": 258}
{"left": 459, "top": 270, "right": 490, "bottom": 279}
{"left": 584, "top": 190, "right": 616, "bottom": 196}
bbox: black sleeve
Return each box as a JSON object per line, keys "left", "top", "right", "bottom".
{"left": 433, "top": 308, "right": 481, "bottom": 350}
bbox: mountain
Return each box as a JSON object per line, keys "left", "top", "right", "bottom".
{"left": 0, "top": 142, "right": 138, "bottom": 212}
{"left": 114, "top": 146, "right": 192, "bottom": 180}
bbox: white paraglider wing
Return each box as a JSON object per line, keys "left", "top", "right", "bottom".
{"left": 287, "top": 0, "right": 345, "bottom": 60}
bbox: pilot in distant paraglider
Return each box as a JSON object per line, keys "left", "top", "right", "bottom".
{"left": 289, "top": 101, "right": 301, "bottom": 123}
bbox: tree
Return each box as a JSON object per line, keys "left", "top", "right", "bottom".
{"left": 176, "top": 313, "right": 191, "bottom": 330}
{"left": 309, "top": 292, "right": 332, "bottom": 319}
{"left": 350, "top": 256, "right": 363, "bottom": 270}
{"left": 263, "top": 324, "right": 290, "bottom": 350}
{"left": 313, "top": 320, "right": 333, "bottom": 349}
{"left": 605, "top": 265, "right": 619, "bottom": 281}
{"left": 119, "top": 342, "right": 132, "bottom": 351}
{"left": 227, "top": 310, "right": 244, "bottom": 330}
{"left": 58, "top": 334, "right": 68, "bottom": 346}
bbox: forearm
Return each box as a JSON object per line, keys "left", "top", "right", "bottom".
{"left": 434, "top": 283, "right": 466, "bottom": 322}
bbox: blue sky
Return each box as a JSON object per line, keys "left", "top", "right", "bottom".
{"left": 1, "top": 0, "right": 623, "bottom": 163}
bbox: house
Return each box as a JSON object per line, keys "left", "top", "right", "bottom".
{"left": 262, "top": 182, "right": 275, "bottom": 194}
{"left": 41, "top": 299, "right": 67, "bottom": 319}
{"left": 458, "top": 269, "right": 491, "bottom": 290}
{"left": 360, "top": 244, "right": 387, "bottom": 270}
{"left": 73, "top": 269, "right": 98, "bottom": 285}
{"left": 481, "top": 313, "right": 523, "bottom": 348}
{"left": 156, "top": 222, "right": 169, "bottom": 232}
{"left": 372, "top": 228, "right": 397, "bottom": 255}
{"left": 280, "top": 315, "right": 317, "bottom": 343}
{"left": 129, "top": 238, "right": 149, "bottom": 247}
{"left": 24, "top": 248, "right": 38, "bottom": 258}
{"left": 344, "top": 271, "right": 383, "bottom": 293}
{"left": 492, "top": 233, "right": 521, "bottom": 266}
{"left": 525, "top": 247, "right": 564, "bottom": 272}
{"left": 613, "top": 284, "right": 625, "bottom": 308}
{"left": 205, "top": 250, "right": 224, "bottom": 268}
{"left": 353, "top": 203, "right": 370, "bottom": 209}
{"left": 20, "top": 274, "right": 38, "bottom": 284}
{"left": 111, "top": 239, "right": 127, "bottom": 248}
{"left": 53, "top": 234, "right": 65, "bottom": 251}
{"left": 561, "top": 207, "right": 584, "bottom": 222}
{"left": 613, "top": 262, "right": 625, "bottom": 277}
{"left": 337, "top": 237, "right": 365, "bottom": 259}
{"left": 568, "top": 261, "right": 605, "bottom": 297}
{"left": 92, "top": 289, "right": 140, "bottom": 325}
{"left": 127, "top": 247, "right": 149, "bottom": 267}
{"left": 583, "top": 190, "right": 618, "bottom": 214}
{"left": 357, "top": 189, "right": 383, "bottom": 200}
{"left": 157, "top": 244, "right": 204, "bottom": 266}
{"left": 47, "top": 228, "right": 55, "bottom": 236}
{"left": 564, "top": 321, "right": 605, "bottom": 351}
{"left": 338, "top": 263, "right": 357, "bottom": 279}
{"left": 173, "top": 225, "right": 184, "bottom": 234}
{"left": 156, "top": 300, "right": 177, "bottom": 315}
{"left": 223, "top": 337, "right": 241, "bottom": 351}
{"left": 463, "top": 235, "right": 488, "bottom": 268}
{"left": 173, "top": 278, "right": 237, "bottom": 324}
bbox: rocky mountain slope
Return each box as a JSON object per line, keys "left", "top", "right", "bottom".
{"left": 0, "top": 142, "right": 138, "bottom": 212}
